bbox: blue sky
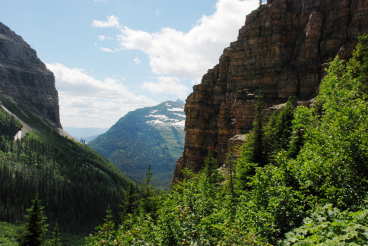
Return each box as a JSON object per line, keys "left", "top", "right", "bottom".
{"left": 1, "top": 0, "right": 258, "bottom": 128}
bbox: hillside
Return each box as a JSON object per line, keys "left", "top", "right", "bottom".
{"left": 86, "top": 35, "right": 368, "bottom": 246}
{"left": 0, "top": 23, "right": 136, "bottom": 233}
{"left": 89, "top": 100, "right": 185, "bottom": 188}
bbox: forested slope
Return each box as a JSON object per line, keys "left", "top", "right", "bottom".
{"left": 86, "top": 36, "right": 368, "bottom": 245}
{"left": 89, "top": 100, "right": 185, "bottom": 188}
{"left": 0, "top": 96, "right": 137, "bottom": 233}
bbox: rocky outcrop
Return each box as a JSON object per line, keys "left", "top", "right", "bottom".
{"left": 174, "top": 0, "right": 368, "bottom": 180}
{"left": 0, "top": 23, "right": 61, "bottom": 128}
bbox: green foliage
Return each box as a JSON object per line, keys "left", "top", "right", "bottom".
{"left": 264, "top": 97, "right": 297, "bottom": 160}
{"left": 0, "top": 100, "right": 137, "bottom": 233}
{"left": 236, "top": 161, "right": 306, "bottom": 241}
{"left": 290, "top": 37, "right": 368, "bottom": 208}
{"left": 45, "top": 225, "right": 63, "bottom": 246}
{"left": 236, "top": 96, "right": 298, "bottom": 191}
{"left": 235, "top": 140, "right": 258, "bottom": 191}
{"left": 0, "top": 222, "right": 20, "bottom": 246}
{"left": 287, "top": 106, "right": 314, "bottom": 158}
{"left": 85, "top": 209, "right": 117, "bottom": 246}
{"left": 252, "top": 97, "right": 266, "bottom": 165}
{"left": 0, "top": 220, "right": 85, "bottom": 246}
{"left": 18, "top": 199, "right": 48, "bottom": 246}
{"left": 282, "top": 205, "right": 368, "bottom": 246}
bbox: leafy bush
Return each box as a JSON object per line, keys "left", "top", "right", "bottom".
{"left": 282, "top": 205, "right": 368, "bottom": 246}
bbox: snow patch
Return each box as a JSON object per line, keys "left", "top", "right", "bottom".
{"left": 167, "top": 107, "right": 183, "bottom": 112}
{"left": 173, "top": 113, "right": 185, "bottom": 118}
{"left": 171, "top": 120, "right": 185, "bottom": 128}
{"left": 146, "top": 114, "right": 169, "bottom": 120}
{"left": 146, "top": 118, "right": 185, "bottom": 129}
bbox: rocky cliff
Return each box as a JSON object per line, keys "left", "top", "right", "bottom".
{"left": 174, "top": 0, "right": 368, "bottom": 180}
{"left": 0, "top": 23, "right": 61, "bottom": 128}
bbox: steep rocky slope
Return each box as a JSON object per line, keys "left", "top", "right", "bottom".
{"left": 90, "top": 100, "right": 185, "bottom": 188}
{"left": 0, "top": 22, "right": 60, "bottom": 128}
{"left": 0, "top": 23, "right": 135, "bottom": 232}
{"left": 175, "top": 0, "right": 368, "bottom": 180}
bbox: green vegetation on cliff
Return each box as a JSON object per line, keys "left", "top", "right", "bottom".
{"left": 0, "top": 97, "right": 137, "bottom": 233}
{"left": 86, "top": 37, "right": 368, "bottom": 245}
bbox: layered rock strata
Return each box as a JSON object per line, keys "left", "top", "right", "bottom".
{"left": 174, "top": 0, "right": 368, "bottom": 180}
{"left": 0, "top": 23, "right": 61, "bottom": 128}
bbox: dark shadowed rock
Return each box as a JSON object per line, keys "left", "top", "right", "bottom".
{"left": 0, "top": 23, "right": 61, "bottom": 128}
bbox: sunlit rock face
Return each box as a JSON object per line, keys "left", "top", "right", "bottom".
{"left": 174, "top": 0, "right": 368, "bottom": 181}
{"left": 0, "top": 23, "right": 61, "bottom": 128}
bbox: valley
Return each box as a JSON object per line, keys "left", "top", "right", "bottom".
{"left": 1, "top": 0, "right": 368, "bottom": 245}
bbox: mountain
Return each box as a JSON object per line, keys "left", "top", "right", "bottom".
{"left": 64, "top": 127, "right": 107, "bottom": 142}
{"left": 0, "top": 23, "right": 60, "bottom": 128}
{"left": 89, "top": 100, "right": 185, "bottom": 188}
{"left": 174, "top": 0, "right": 368, "bottom": 180}
{"left": 0, "top": 22, "right": 136, "bottom": 232}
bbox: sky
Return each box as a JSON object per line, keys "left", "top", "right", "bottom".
{"left": 1, "top": 0, "right": 258, "bottom": 129}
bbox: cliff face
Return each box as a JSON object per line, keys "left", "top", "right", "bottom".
{"left": 0, "top": 23, "right": 61, "bottom": 128}
{"left": 174, "top": 0, "right": 368, "bottom": 180}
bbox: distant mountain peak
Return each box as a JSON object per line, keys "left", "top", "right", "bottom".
{"left": 145, "top": 100, "right": 185, "bottom": 129}
{"left": 89, "top": 100, "right": 186, "bottom": 188}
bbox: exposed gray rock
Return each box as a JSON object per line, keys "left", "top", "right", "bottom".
{"left": 0, "top": 23, "right": 61, "bottom": 128}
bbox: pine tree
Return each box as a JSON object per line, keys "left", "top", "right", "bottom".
{"left": 203, "top": 151, "right": 218, "bottom": 184}
{"left": 45, "top": 224, "right": 62, "bottom": 246}
{"left": 225, "top": 153, "right": 236, "bottom": 220}
{"left": 18, "top": 198, "right": 48, "bottom": 246}
{"left": 252, "top": 96, "right": 265, "bottom": 165}
{"left": 85, "top": 208, "right": 116, "bottom": 246}
{"left": 264, "top": 96, "right": 297, "bottom": 161}
{"left": 144, "top": 164, "right": 153, "bottom": 196}
{"left": 139, "top": 165, "right": 156, "bottom": 214}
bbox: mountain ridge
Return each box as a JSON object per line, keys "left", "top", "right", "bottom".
{"left": 89, "top": 100, "right": 185, "bottom": 188}
{"left": 0, "top": 22, "right": 61, "bottom": 128}
{"left": 0, "top": 22, "right": 136, "bottom": 232}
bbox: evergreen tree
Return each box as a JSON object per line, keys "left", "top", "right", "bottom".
{"left": 138, "top": 165, "right": 156, "bottom": 214}
{"left": 203, "top": 151, "right": 218, "bottom": 184}
{"left": 45, "top": 224, "right": 62, "bottom": 246}
{"left": 18, "top": 198, "right": 48, "bottom": 246}
{"left": 264, "top": 96, "right": 297, "bottom": 161}
{"left": 252, "top": 96, "right": 266, "bottom": 165}
{"left": 85, "top": 208, "right": 117, "bottom": 246}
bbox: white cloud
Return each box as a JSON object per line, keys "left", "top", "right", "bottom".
{"left": 92, "top": 15, "right": 120, "bottom": 28}
{"left": 116, "top": 0, "right": 258, "bottom": 80}
{"left": 100, "top": 47, "right": 118, "bottom": 53}
{"left": 47, "top": 63, "right": 155, "bottom": 128}
{"left": 142, "top": 77, "right": 190, "bottom": 99}
{"left": 92, "top": 0, "right": 258, "bottom": 99}
{"left": 98, "top": 35, "right": 113, "bottom": 41}
{"left": 133, "top": 57, "right": 141, "bottom": 64}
